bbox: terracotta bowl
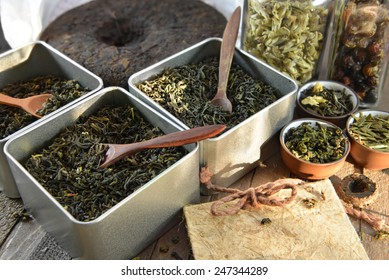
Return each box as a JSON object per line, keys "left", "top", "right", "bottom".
{"left": 280, "top": 118, "right": 350, "bottom": 180}
{"left": 296, "top": 80, "right": 359, "bottom": 128}
{"left": 346, "top": 110, "right": 389, "bottom": 170}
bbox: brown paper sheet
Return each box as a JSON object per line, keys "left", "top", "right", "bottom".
{"left": 184, "top": 179, "right": 369, "bottom": 260}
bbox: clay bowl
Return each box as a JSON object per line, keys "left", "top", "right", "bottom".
{"left": 346, "top": 110, "right": 389, "bottom": 170}
{"left": 280, "top": 118, "right": 350, "bottom": 180}
{"left": 296, "top": 80, "right": 359, "bottom": 128}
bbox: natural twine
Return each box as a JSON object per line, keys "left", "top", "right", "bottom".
{"left": 343, "top": 203, "right": 385, "bottom": 231}
{"left": 335, "top": 174, "right": 389, "bottom": 239}
{"left": 200, "top": 166, "right": 305, "bottom": 216}
{"left": 200, "top": 167, "right": 389, "bottom": 238}
{"left": 341, "top": 201, "right": 389, "bottom": 239}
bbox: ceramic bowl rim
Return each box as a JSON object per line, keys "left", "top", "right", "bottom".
{"left": 297, "top": 80, "right": 360, "bottom": 120}
{"left": 280, "top": 118, "right": 351, "bottom": 167}
{"left": 346, "top": 109, "right": 389, "bottom": 155}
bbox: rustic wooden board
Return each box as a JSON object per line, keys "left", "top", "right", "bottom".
{"left": 184, "top": 179, "right": 369, "bottom": 260}
{"left": 0, "top": 194, "right": 23, "bottom": 247}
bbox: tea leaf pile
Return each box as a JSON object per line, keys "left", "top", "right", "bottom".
{"left": 300, "top": 82, "right": 354, "bottom": 117}
{"left": 284, "top": 122, "right": 347, "bottom": 163}
{"left": 0, "top": 75, "right": 90, "bottom": 139}
{"left": 349, "top": 113, "right": 389, "bottom": 152}
{"left": 137, "top": 56, "right": 279, "bottom": 129}
{"left": 24, "top": 105, "right": 187, "bottom": 222}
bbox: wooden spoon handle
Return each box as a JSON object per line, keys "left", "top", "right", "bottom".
{"left": 0, "top": 93, "right": 22, "bottom": 108}
{"left": 100, "top": 124, "right": 226, "bottom": 168}
{"left": 140, "top": 124, "right": 226, "bottom": 149}
{"left": 217, "top": 6, "right": 241, "bottom": 92}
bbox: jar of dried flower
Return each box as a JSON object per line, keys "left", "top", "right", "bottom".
{"left": 330, "top": 0, "right": 389, "bottom": 107}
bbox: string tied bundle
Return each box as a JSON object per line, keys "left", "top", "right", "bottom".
{"left": 200, "top": 166, "right": 305, "bottom": 216}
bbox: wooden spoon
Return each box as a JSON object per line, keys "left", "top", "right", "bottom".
{"left": 210, "top": 6, "right": 241, "bottom": 113}
{"left": 0, "top": 92, "right": 52, "bottom": 118}
{"left": 99, "top": 124, "right": 226, "bottom": 168}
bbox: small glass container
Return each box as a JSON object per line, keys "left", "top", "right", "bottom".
{"left": 329, "top": 0, "right": 389, "bottom": 107}
{"left": 241, "top": 0, "right": 334, "bottom": 85}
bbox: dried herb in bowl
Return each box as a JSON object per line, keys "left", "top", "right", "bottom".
{"left": 0, "top": 75, "right": 90, "bottom": 139}
{"left": 284, "top": 122, "right": 348, "bottom": 163}
{"left": 300, "top": 82, "right": 354, "bottom": 117}
{"left": 24, "top": 105, "right": 187, "bottom": 222}
{"left": 137, "top": 56, "right": 279, "bottom": 129}
{"left": 348, "top": 113, "right": 389, "bottom": 152}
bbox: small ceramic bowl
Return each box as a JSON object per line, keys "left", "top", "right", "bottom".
{"left": 280, "top": 118, "right": 350, "bottom": 180}
{"left": 296, "top": 80, "right": 359, "bottom": 128}
{"left": 346, "top": 110, "right": 389, "bottom": 170}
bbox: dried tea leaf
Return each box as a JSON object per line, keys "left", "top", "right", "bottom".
{"left": 24, "top": 105, "right": 187, "bottom": 221}
{"left": 137, "top": 56, "right": 279, "bottom": 130}
{"left": 0, "top": 75, "right": 90, "bottom": 139}
{"left": 349, "top": 113, "right": 389, "bottom": 152}
{"left": 284, "top": 122, "right": 347, "bottom": 163}
{"left": 299, "top": 82, "right": 354, "bottom": 116}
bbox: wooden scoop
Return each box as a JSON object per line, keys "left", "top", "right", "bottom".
{"left": 210, "top": 6, "right": 241, "bottom": 113}
{"left": 0, "top": 92, "right": 52, "bottom": 118}
{"left": 99, "top": 124, "right": 226, "bottom": 168}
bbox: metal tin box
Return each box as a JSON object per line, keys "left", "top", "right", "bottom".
{"left": 128, "top": 38, "right": 298, "bottom": 189}
{"left": 0, "top": 41, "right": 103, "bottom": 198}
{"left": 4, "top": 87, "right": 200, "bottom": 259}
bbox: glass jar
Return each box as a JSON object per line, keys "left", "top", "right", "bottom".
{"left": 330, "top": 0, "right": 389, "bottom": 107}
{"left": 241, "top": 0, "right": 334, "bottom": 85}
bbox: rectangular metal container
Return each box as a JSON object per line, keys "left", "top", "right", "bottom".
{"left": 128, "top": 38, "right": 298, "bottom": 190}
{"left": 4, "top": 87, "right": 200, "bottom": 259}
{"left": 0, "top": 41, "right": 103, "bottom": 198}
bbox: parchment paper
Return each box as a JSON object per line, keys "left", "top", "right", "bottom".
{"left": 184, "top": 179, "right": 369, "bottom": 260}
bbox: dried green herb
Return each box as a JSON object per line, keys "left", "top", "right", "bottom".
{"left": 24, "top": 105, "right": 187, "bottom": 222}
{"left": 284, "top": 122, "right": 347, "bottom": 163}
{"left": 137, "top": 56, "right": 279, "bottom": 129}
{"left": 375, "top": 230, "right": 389, "bottom": 240}
{"left": 349, "top": 113, "right": 389, "bottom": 152}
{"left": 243, "top": 0, "right": 328, "bottom": 84}
{"left": 159, "top": 245, "right": 170, "bottom": 253}
{"left": 0, "top": 75, "right": 90, "bottom": 139}
{"left": 300, "top": 82, "right": 354, "bottom": 117}
{"left": 260, "top": 217, "right": 272, "bottom": 225}
{"left": 302, "top": 198, "right": 317, "bottom": 208}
